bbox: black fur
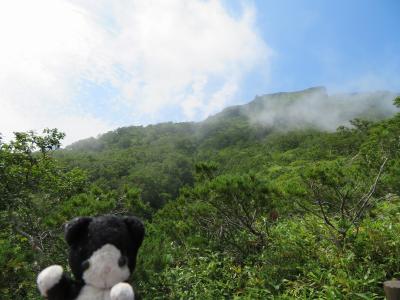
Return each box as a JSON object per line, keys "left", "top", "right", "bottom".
{"left": 46, "top": 273, "right": 83, "bottom": 300}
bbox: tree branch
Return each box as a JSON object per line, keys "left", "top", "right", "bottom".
{"left": 352, "top": 157, "right": 388, "bottom": 224}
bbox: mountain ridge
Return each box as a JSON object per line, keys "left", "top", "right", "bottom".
{"left": 66, "top": 87, "right": 398, "bottom": 150}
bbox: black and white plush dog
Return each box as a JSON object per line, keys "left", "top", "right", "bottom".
{"left": 37, "top": 215, "right": 145, "bottom": 300}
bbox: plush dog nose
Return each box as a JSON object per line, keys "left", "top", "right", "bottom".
{"left": 82, "top": 260, "right": 90, "bottom": 271}
{"left": 118, "top": 256, "right": 127, "bottom": 267}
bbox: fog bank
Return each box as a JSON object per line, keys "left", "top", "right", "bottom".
{"left": 245, "top": 87, "right": 398, "bottom": 131}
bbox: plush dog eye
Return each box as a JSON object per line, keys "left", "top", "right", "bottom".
{"left": 82, "top": 260, "right": 90, "bottom": 271}
{"left": 118, "top": 256, "right": 127, "bottom": 267}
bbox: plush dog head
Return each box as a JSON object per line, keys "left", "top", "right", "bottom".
{"left": 65, "top": 215, "right": 145, "bottom": 289}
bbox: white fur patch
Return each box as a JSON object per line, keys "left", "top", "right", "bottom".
{"left": 83, "top": 244, "right": 130, "bottom": 289}
{"left": 76, "top": 285, "right": 111, "bottom": 300}
{"left": 110, "top": 282, "right": 134, "bottom": 300}
{"left": 37, "top": 265, "right": 63, "bottom": 296}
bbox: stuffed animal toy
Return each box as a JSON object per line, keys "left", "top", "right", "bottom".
{"left": 37, "top": 215, "right": 145, "bottom": 300}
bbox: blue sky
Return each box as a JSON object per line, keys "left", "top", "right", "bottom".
{"left": 0, "top": 0, "right": 399, "bottom": 145}
{"left": 235, "top": 0, "right": 400, "bottom": 101}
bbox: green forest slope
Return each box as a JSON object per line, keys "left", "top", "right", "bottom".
{"left": 1, "top": 88, "right": 400, "bottom": 299}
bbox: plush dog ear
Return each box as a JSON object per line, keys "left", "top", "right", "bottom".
{"left": 124, "top": 216, "right": 145, "bottom": 248}
{"left": 65, "top": 217, "right": 92, "bottom": 246}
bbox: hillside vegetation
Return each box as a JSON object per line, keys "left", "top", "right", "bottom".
{"left": 1, "top": 88, "right": 400, "bottom": 299}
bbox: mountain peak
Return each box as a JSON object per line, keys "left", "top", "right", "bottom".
{"left": 255, "top": 86, "right": 327, "bottom": 99}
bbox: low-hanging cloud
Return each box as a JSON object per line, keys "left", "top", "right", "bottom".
{"left": 246, "top": 87, "right": 398, "bottom": 131}
{"left": 0, "top": 0, "right": 271, "bottom": 145}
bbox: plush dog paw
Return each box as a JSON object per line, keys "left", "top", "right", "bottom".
{"left": 110, "top": 282, "right": 135, "bottom": 300}
{"left": 37, "top": 265, "right": 64, "bottom": 296}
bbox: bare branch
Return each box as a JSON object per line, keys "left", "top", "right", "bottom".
{"left": 352, "top": 157, "right": 388, "bottom": 224}
{"left": 14, "top": 227, "right": 44, "bottom": 253}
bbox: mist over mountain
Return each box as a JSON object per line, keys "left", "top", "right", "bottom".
{"left": 66, "top": 87, "right": 398, "bottom": 152}
{"left": 212, "top": 87, "right": 398, "bottom": 131}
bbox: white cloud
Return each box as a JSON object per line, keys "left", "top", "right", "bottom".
{"left": 0, "top": 0, "right": 270, "bottom": 145}
{"left": 0, "top": 0, "right": 113, "bottom": 145}
{"left": 247, "top": 88, "right": 398, "bottom": 131}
